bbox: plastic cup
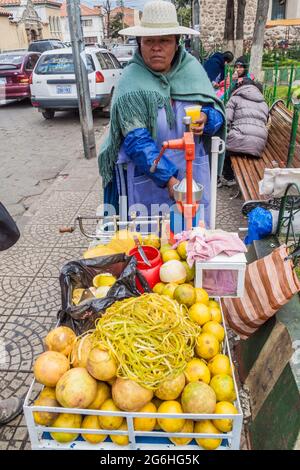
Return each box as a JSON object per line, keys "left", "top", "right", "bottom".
{"left": 184, "top": 105, "right": 202, "bottom": 126}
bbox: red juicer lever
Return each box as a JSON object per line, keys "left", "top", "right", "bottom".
{"left": 150, "top": 139, "right": 184, "bottom": 173}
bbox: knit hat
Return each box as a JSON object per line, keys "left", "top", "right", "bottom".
{"left": 118, "top": 0, "right": 200, "bottom": 37}
{"left": 235, "top": 56, "right": 248, "bottom": 69}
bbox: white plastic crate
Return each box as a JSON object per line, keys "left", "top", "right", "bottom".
{"left": 23, "top": 300, "right": 243, "bottom": 450}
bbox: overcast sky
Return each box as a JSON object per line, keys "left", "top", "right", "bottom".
{"left": 82, "top": 1, "right": 148, "bottom": 10}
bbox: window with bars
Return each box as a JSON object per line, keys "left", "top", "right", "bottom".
{"left": 82, "top": 19, "right": 93, "bottom": 27}
{"left": 271, "top": 0, "right": 286, "bottom": 20}
{"left": 84, "top": 36, "right": 98, "bottom": 44}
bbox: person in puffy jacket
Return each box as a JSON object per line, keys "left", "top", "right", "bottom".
{"left": 219, "top": 78, "right": 269, "bottom": 186}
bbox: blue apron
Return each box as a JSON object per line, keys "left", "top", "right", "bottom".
{"left": 116, "top": 101, "right": 211, "bottom": 227}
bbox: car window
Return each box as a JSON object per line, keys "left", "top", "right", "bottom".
{"left": 108, "top": 53, "right": 121, "bottom": 69}
{"left": 0, "top": 53, "right": 24, "bottom": 69}
{"left": 101, "top": 53, "right": 115, "bottom": 69}
{"left": 28, "top": 43, "right": 48, "bottom": 53}
{"left": 96, "top": 52, "right": 109, "bottom": 70}
{"left": 25, "top": 55, "right": 39, "bottom": 71}
{"left": 52, "top": 41, "right": 64, "bottom": 49}
{"left": 35, "top": 53, "right": 95, "bottom": 75}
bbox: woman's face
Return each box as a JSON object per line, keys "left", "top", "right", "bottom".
{"left": 234, "top": 64, "right": 245, "bottom": 78}
{"left": 140, "top": 35, "right": 177, "bottom": 73}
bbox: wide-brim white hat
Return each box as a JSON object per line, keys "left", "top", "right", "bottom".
{"left": 119, "top": 0, "right": 200, "bottom": 37}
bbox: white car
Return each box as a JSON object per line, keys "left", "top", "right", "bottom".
{"left": 30, "top": 47, "right": 122, "bottom": 119}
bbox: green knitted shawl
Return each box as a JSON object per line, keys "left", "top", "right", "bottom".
{"left": 98, "top": 46, "right": 226, "bottom": 187}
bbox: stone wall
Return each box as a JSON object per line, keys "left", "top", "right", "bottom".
{"left": 200, "top": 0, "right": 258, "bottom": 46}
{"left": 200, "top": 0, "right": 299, "bottom": 51}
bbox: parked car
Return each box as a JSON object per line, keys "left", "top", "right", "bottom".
{"left": 30, "top": 47, "right": 123, "bottom": 119}
{"left": 111, "top": 44, "right": 137, "bottom": 59}
{"left": 28, "top": 39, "right": 65, "bottom": 53}
{"left": 118, "top": 56, "right": 132, "bottom": 68}
{"left": 0, "top": 51, "right": 40, "bottom": 101}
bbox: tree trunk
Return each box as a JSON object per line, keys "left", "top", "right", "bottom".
{"left": 250, "top": 0, "right": 269, "bottom": 79}
{"left": 235, "top": 0, "right": 246, "bottom": 57}
{"left": 224, "top": 0, "right": 235, "bottom": 51}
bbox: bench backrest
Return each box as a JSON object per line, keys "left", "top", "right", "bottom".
{"left": 266, "top": 101, "right": 300, "bottom": 168}
{"left": 230, "top": 101, "right": 300, "bottom": 201}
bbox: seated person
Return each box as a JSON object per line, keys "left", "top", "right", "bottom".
{"left": 216, "top": 56, "right": 254, "bottom": 100}
{"left": 218, "top": 78, "right": 269, "bottom": 187}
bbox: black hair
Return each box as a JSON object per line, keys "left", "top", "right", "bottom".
{"left": 223, "top": 51, "right": 234, "bottom": 63}
{"left": 237, "top": 77, "right": 264, "bottom": 94}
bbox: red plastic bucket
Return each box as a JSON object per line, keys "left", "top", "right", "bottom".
{"left": 129, "top": 245, "right": 162, "bottom": 291}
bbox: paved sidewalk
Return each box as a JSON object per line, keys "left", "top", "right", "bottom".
{"left": 0, "top": 155, "right": 245, "bottom": 450}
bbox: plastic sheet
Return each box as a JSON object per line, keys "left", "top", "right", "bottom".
{"left": 245, "top": 207, "right": 273, "bottom": 245}
{"left": 58, "top": 253, "right": 151, "bottom": 335}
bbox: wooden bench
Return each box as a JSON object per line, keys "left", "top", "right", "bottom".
{"left": 230, "top": 100, "right": 300, "bottom": 201}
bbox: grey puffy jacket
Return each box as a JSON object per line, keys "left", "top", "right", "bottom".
{"left": 226, "top": 84, "right": 269, "bottom": 157}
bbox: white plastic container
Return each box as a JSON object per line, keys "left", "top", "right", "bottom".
{"left": 23, "top": 300, "right": 243, "bottom": 450}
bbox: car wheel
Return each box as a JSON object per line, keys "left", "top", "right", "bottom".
{"left": 42, "top": 110, "right": 55, "bottom": 120}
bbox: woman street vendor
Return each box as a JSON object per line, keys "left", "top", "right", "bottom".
{"left": 98, "top": 0, "right": 226, "bottom": 227}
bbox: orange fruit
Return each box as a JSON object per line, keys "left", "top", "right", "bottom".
{"left": 110, "top": 422, "right": 129, "bottom": 446}
{"left": 153, "top": 282, "right": 165, "bottom": 294}
{"left": 209, "top": 306, "right": 222, "bottom": 323}
{"left": 158, "top": 401, "right": 185, "bottom": 433}
{"left": 213, "top": 401, "right": 238, "bottom": 432}
{"left": 202, "top": 321, "right": 225, "bottom": 342}
{"left": 195, "top": 333, "right": 219, "bottom": 360}
{"left": 184, "top": 358, "right": 211, "bottom": 384}
{"left": 210, "top": 374, "right": 236, "bottom": 402}
{"left": 188, "top": 303, "right": 211, "bottom": 326}
{"left": 162, "top": 282, "right": 178, "bottom": 299}
{"left": 174, "top": 284, "right": 195, "bottom": 307}
{"left": 194, "top": 420, "right": 222, "bottom": 450}
{"left": 195, "top": 288, "right": 209, "bottom": 305}
{"left": 208, "top": 354, "right": 232, "bottom": 377}
{"left": 162, "top": 250, "right": 180, "bottom": 262}
{"left": 134, "top": 402, "right": 157, "bottom": 432}
{"left": 176, "top": 241, "right": 188, "bottom": 260}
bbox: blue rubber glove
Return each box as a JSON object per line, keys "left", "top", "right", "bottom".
{"left": 202, "top": 106, "right": 224, "bottom": 136}
{"left": 124, "top": 128, "right": 178, "bottom": 188}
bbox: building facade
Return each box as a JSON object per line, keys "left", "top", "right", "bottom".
{"left": 60, "top": 1, "right": 104, "bottom": 46}
{"left": 109, "top": 6, "right": 141, "bottom": 28}
{"left": 197, "top": 0, "right": 300, "bottom": 48}
{"left": 0, "top": 0, "right": 62, "bottom": 51}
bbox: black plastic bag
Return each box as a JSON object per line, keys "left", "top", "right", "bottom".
{"left": 0, "top": 202, "right": 20, "bottom": 251}
{"left": 58, "top": 253, "right": 151, "bottom": 335}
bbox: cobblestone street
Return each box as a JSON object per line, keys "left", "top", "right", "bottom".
{"left": 0, "top": 100, "right": 109, "bottom": 221}
{"left": 0, "top": 99, "right": 246, "bottom": 450}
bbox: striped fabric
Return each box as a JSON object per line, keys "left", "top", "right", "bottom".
{"left": 222, "top": 245, "right": 300, "bottom": 338}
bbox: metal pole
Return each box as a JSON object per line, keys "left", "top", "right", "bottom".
{"left": 287, "top": 102, "right": 300, "bottom": 167}
{"left": 192, "top": 0, "right": 200, "bottom": 60}
{"left": 66, "top": 0, "right": 96, "bottom": 160}
{"left": 287, "top": 64, "right": 294, "bottom": 108}
{"left": 273, "top": 62, "right": 279, "bottom": 105}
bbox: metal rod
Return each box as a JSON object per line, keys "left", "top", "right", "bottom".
{"left": 287, "top": 64, "right": 294, "bottom": 108}
{"left": 210, "top": 137, "right": 224, "bottom": 229}
{"left": 66, "top": 0, "right": 96, "bottom": 160}
{"left": 287, "top": 103, "right": 300, "bottom": 167}
{"left": 273, "top": 62, "right": 279, "bottom": 104}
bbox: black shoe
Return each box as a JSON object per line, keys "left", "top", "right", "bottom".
{"left": 0, "top": 397, "right": 23, "bottom": 425}
{"left": 242, "top": 200, "right": 278, "bottom": 216}
{"left": 218, "top": 176, "right": 236, "bottom": 188}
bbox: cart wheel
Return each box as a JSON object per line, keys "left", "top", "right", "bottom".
{"left": 42, "top": 110, "right": 55, "bottom": 120}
